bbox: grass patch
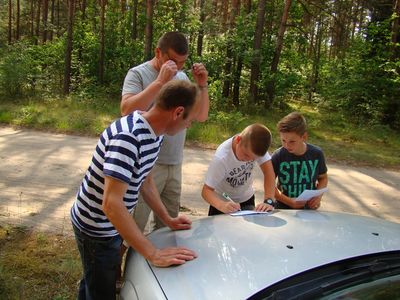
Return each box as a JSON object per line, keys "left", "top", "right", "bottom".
{"left": 0, "top": 225, "right": 81, "bottom": 299}
{"left": 1, "top": 95, "right": 399, "bottom": 169}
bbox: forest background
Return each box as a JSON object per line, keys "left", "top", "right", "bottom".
{"left": 0, "top": 1, "right": 400, "bottom": 298}
{"left": 0, "top": 0, "right": 400, "bottom": 168}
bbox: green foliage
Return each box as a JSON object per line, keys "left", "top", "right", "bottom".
{"left": 319, "top": 34, "right": 400, "bottom": 130}
{"left": 1, "top": 0, "right": 400, "bottom": 132}
{"left": 0, "top": 43, "right": 37, "bottom": 96}
{"left": 0, "top": 40, "right": 65, "bottom": 97}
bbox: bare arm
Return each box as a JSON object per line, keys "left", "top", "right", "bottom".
{"left": 121, "top": 80, "right": 164, "bottom": 116}
{"left": 120, "top": 60, "right": 178, "bottom": 116}
{"left": 201, "top": 184, "right": 240, "bottom": 213}
{"left": 255, "top": 160, "right": 275, "bottom": 212}
{"left": 140, "top": 173, "right": 192, "bottom": 230}
{"left": 274, "top": 187, "right": 307, "bottom": 209}
{"left": 191, "top": 63, "right": 209, "bottom": 122}
{"left": 102, "top": 176, "right": 196, "bottom": 267}
{"left": 307, "top": 173, "right": 328, "bottom": 209}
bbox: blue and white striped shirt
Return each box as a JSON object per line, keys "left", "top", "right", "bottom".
{"left": 71, "top": 111, "right": 162, "bottom": 237}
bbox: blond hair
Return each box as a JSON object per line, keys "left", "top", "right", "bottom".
{"left": 277, "top": 112, "right": 307, "bottom": 136}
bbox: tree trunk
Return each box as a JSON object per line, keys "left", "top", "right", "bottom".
{"left": 249, "top": 0, "right": 266, "bottom": 104}
{"left": 222, "top": 0, "right": 239, "bottom": 99}
{"left": 35, "top": 0, "right": 41, "bottom": 44}
{"left": 99, "top": 0, "right": 106, "bottom": 83}
{"left": 81, "top": 0, "right": 87, "bottom": 19}
{"left": 16, "top": 0, "right": 20, "bottom": 40}
{"left": 49, "top": 0, "right": 55, "bottom": 41}
{"left": 63, "top": 0, "right": 75, "bottom": 95}
{"left": 308, "top": 16, "right": 322, "bottom": 102}
{"left": 232, "top": 0, "right": 251, "bottom": 107}
{"left": 391, "top": 0, "right": 400, "bottom": 60}
{"left": 197, "top": 0, "right": 205, "bottom": 57}
{"left": 144, "top": 0, "right": 154, "bottom": 60}
{"left": 131, "top": 0, "right": 138, "bottom": 40}
{"left": 265, "top": 0, "right": 292, "bottom": 108}
{"left": 8, "top": 0, "right": 12, "bottom": 44}
{"left": 30, "top": 0, "right": 34, "bottom": 37}
{"left": 42, "top": 0, "right": 48, "bottom": 43}
{"left": 56, "top": 0, "right": 60, "bottom": 37}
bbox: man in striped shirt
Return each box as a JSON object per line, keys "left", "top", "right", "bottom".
{"left": 71, "top": 80, "right": 199, "bottom": 300}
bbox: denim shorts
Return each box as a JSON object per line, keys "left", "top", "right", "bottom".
{"left": 72, "top": 223, "right": 122, "bottom": 300}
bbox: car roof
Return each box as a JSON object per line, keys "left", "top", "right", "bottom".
{"left": 141, "top": 210, "right": 400, "bottom": 300}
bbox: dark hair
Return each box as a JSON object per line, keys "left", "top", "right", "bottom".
{"left": 240, "top": 123, "right": 272, "bottom": 157}
{"left": 155, "top": 80, "right": 198, "bottom": 119}
{"left": 277, "top": 112, "right": 307, "bottom": 136}
{"left": 157, "top": 32, "right": 189, "bottom": 55}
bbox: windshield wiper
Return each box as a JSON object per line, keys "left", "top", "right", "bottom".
{"left": 249, "top": 251, "right": 400, "bottom": 300}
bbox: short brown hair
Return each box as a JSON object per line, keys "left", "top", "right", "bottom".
{"left": 155, "top": 80, "right": 198, "bottom": 119}
{"left": 240, "top": 123, "right": 272, "bottom": 157}
{"left": 157, "top": 32, "right": 188, "bottom": 55}
{"left": 277, "top": 112, "right": 307, "bottom": 136}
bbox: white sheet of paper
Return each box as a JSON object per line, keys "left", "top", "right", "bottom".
{"left": 295, "top": 187, "right": 328, "bottom": 201}
{"left": 230, "top": 210, "right": 272, "bottom": 216}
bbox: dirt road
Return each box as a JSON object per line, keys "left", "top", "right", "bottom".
{"left": 1, "top": 126, "right": 399, "bottom": 235}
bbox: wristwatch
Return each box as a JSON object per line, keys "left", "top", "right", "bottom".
{"left": 264, "top": 198, "right": 276, "bottom": 208}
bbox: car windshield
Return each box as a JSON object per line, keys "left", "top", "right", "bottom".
{"left": 321, "top": 274, "right": 400, "bottom": 299}
{"left": 249, "top": 251, "right": 400, "bottom": 300}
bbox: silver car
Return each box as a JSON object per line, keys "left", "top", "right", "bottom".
{"left": 120, "top": 210, "right": 400, "bottom": 300}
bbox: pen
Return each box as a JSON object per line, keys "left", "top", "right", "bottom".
{"left": 222, "top": 193, "right": 241, "bottom": 211}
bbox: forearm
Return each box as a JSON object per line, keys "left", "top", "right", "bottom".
{"left": 102, "top": 177, "right": 157, "bottom": 259}
{"left": 261, "top": 161, "right": 275, "bottom": 199}
{"left": 140, "top": 176, "right": 172, "bottom": 226}
{"left": 317, "top": 174, "right": 328, "bottom": 190}
{"left": 274, "top": 187, "right": 305, "bottom": 208}
{"left": 120, "top": 80, "right": 164, "bottom": 116}
{"left": 275, "top": 187, "right": 291, "bottom": 205}
{"left": 196, "top": 88, "right": 209, "bottom": 122}
{"left": 104, "top": 196, "right": 157, "bottom": 259}
{"left": 201, "top": 185, "right": 224, "bottom": 210}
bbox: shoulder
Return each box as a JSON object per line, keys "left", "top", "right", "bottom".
{"left": 306, "top": 143, "right": 325, "bottom": 156}
{"left": 214, "top": 137, "right": 233, "bottom": 158}
{"left": 271, "top": 146, "right": 286, "bottom": 159}
{"left": 128, "top": 61, "right": 154, "bottom": 75}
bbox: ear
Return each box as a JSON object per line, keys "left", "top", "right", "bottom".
{"left": 155, "top": 48, "right": 162, "bottom": 59}
{"left": 234, "top": 135, "right": 242, "bottom": 144}
{"left": 302, "top": 132, "right": 308, "bottom": 141}
{"left": 173, "top": 106, "right": 185, "bottom": 120}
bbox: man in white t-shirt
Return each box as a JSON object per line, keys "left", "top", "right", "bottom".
{"left": 202, "top": 123, "right": 276, "bottom": 215}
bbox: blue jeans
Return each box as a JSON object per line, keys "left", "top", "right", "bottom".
{"left": 72, "top": 223, "right": 122, "bottom": 300}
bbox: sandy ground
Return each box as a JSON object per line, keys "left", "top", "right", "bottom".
{"left": 0, "top": 126, "right": 399, "bottom": 236}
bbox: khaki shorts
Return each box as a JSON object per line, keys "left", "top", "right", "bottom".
{"left": 133, "top": 162, "right": 182, "bottom": 233}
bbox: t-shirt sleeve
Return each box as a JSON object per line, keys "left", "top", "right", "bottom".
{"left": 103, "top": 133, "right": 139, "bottom": 184}
{"left": 256, "top": 151, "right": 271, "bottom": 165}
{"left": 318, "top": 149, "right": 328, "bottom": 175}
{"left": 204, "top": 156, "right": 227, "bottom": 189}
{"left": 122, "top": 68, "right": 143, "bottom": 96}
{"left": 271, "top": 149, "right": 281, "bottom": 178}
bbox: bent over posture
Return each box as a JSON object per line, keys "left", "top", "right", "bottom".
{"left": 71, "top": 80, "right": 199, "bottom": 300}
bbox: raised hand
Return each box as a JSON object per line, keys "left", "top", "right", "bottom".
{"left": 191, "top": 63, "right": 208, "bottom": 87}
{"left": 157, "top": 60, "right": 178, "bottom": 84}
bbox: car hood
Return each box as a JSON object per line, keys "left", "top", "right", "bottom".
{"left": 142, "top": 210, "right": 400, "bottom": 299}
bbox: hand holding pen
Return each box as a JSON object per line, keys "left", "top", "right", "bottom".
{"left": 222, "top": 193, "right": 241, "bottom": 213}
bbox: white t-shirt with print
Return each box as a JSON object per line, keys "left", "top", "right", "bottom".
{"left": 204, "top": 136, "right": 271, "bottom": 203}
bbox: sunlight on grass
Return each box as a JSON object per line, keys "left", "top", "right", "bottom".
{"left": 0, "top": 95, "right": 399, "bottom": 168}
{"left": 0, "top": 225, "right": 81, "bottom": 300}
